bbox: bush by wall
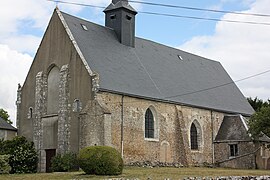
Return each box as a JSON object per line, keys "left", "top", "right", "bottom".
{"left": 78, "top": 146, "right": 123, "bottom": 175}
{"left": 51, "top": 152, "right": 78, "bottom": 172}
{"left": 0, "top": 155, "right": 11, "bottom": 174}
{"left": 0, "top": 136, "right": 38, "bottom": 173}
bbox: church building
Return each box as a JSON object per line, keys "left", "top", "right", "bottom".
{"left": 17, "top": 0, "right": 260, "bottom": 172}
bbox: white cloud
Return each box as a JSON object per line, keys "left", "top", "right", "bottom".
{"left": 0, "top": 0, "right": 54, "bottom": 55}
{"left": 0, "top": 44, "right": 32, "bottom": 125}
{"left": 179, "top": 0, "right": 270, "bottom": 100}
{"left": 3, "top": 35, "right": 41, "bottom": 54}
{"left": 0, "top": 0, "right": 53, "bottom": 35}
{"left": 0, "top": 0, "right": 143, "bottom": 126}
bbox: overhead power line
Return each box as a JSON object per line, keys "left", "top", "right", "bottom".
{"left": 97, "top": 68, "right": 270, "bottom": 105}
{"left": 139, "top": 11, "right": 270, "bottom": 26}
{"left": 45, "top": 1, "right": 270, "bottom": 103}
{"left": 47, "top": 0, "right": 270, "bottom": 26}
{"left": 47, "top": 0, "right": 105, "bottom": 8}
{"left": 129, "top": 0, "right": 270, "bottom": 18}
{"left": 165, "top": 69, "right": 270, "bottom": 99}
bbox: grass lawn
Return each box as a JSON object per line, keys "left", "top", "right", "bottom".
{"left": 0, "top": 167, "right": 269, "bottom": 180}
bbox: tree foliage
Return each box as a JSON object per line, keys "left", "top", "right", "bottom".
{"left": 0, "top": 108, "right": 12, "bottom": 124}
{"left": 247, "top": 97, "right": 270, "bottom": 112}
{"left": 0, "top": 155, "right": 11, "bottom": 174}
{"left": 248, "top": 106, "right": 270, "bottom": 138}
{"left": 51, "top": 152, "right": 78, "bottom": 172}
{"left": 0, "top": 136, "right": 38, "bottom": 173}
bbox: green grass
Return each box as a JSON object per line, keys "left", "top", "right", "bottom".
{"left": 0, "top": 167, "right": 269, "bottom": 180}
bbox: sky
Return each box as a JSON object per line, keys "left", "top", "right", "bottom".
{"left": 1, "top": 0, "right": 270, "bottom": 125}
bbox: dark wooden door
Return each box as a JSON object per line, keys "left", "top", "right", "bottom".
{"left": 46, "top": 149, "right": 56, "bottom": 172}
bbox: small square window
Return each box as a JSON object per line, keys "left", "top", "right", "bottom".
{"left": 229, "top": 144, "right": 238, "bottom": 157}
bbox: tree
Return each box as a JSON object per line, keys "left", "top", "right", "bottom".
{"left": 0, "top": 136, "right": 38, "bottom": 173}
{"left": 0, "top": 108, "right": 12, "bottom": 124}
{"left": 247, "top": 97, "right": 270, "bottom": 112}
{"left": 248, "top": 106, "right": 270, "bottom": 138}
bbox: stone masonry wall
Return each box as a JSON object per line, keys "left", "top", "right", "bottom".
{"left": 33, "top": 71, "right": 47, "bottom": 172}
{"left": 58, "top": 64, "right": 71, "bottom": 154}
{"left": 83, "top": 92, "right": 225, "bottom": 166}
{"left": 214, "top": 141, "right": 256, "bottom": 169}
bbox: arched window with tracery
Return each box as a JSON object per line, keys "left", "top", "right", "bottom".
{"left": 145, "top": 108, "right": 154, "bottom": 138}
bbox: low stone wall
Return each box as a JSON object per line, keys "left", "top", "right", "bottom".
{"left": 127, "top": 161, "right": 184, "bottom": 168}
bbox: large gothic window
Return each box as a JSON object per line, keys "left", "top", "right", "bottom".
{"left": 190, "top": 123, "right": 198, "bottom": 150}
{"left": 47, "top": 66, "right": 60, "bottom": 114}
{"left": 145, "top": 108, "right": 154, "bottom": 138}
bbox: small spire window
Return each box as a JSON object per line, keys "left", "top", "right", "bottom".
{"left": 110, "top": 14, "right": 116, "bottom": 20}
{"left": 126, "top": 15, "right": 132, "bottom": 20}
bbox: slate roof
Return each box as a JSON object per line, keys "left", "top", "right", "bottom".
{"left": 60, "top": 11, "right": 254, "bottom": 116}
{"left": 215, "top": 115, "right": 270, "bottom": 143}
{"left": 0, "top": 117, "right": 17, "bottom": 131}
{"left": 215, "top": 115, "right": 252, "bottom": 142}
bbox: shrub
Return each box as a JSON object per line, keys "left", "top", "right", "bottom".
{"left": 78, "top": 146, "right": 123, "bottom": 175}
{"left": 51, "top": 152, "right": 78, "bottom": 172}
{"left": 0, "top": 155, "right": 11, "bottom": 174}
{"left": 0, "top": 136, "right": 38, "bottom": 173}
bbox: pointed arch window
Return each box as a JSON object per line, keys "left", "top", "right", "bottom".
{"left": 190, "top": 123, "right": 198, "bottom": 150}
{"left": 145, "top": 108, "right": 154, "bottom": 138}
{"left": 47, "top": 66, "right": 60, "bottom": 114}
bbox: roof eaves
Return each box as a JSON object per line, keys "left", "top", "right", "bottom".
{"left": 0, "top": 127, "right": 17, "bottom": 131}
{"left": 98, "top": 88, "right": 253, "bottom": 116}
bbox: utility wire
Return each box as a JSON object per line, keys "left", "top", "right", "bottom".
{"left": 46, "top": 0, "right": 270, "bottom": 102}
{"left": 47, "top": 0, "right": 270, "bottom": 26}
{"left": 102, "top": 69, "right": 270, "bottom": 105}
{"left": 47, "top": 0, "right": 105, "bottom": 8}
{"left": 165, "top": 69, "right": 270, "bottom": 99}
{"left": 139, "top": 11, "right": 270, "bottom": 26}
{"left": 129, "top": 0, "right": 270, "bottom": 18}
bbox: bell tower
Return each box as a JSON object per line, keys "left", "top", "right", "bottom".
{"left": 104, "top": 0, "right": 137, "bottom": 47}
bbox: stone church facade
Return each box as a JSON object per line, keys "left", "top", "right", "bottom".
{"left": 17, "top": 0, "right": 258, "bottom": 172}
